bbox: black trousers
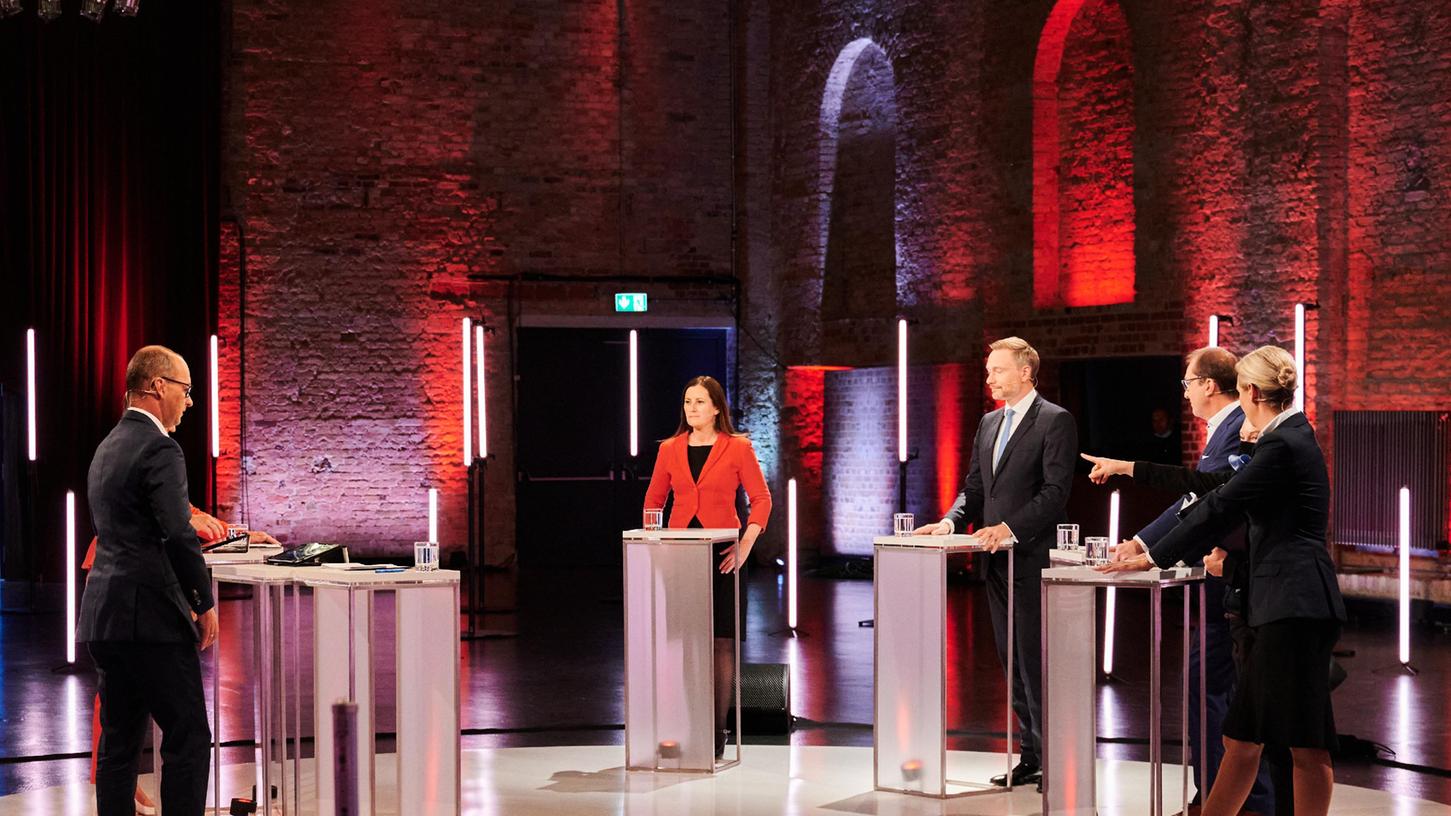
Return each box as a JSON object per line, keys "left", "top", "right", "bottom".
{"left": 985, "top": 556, "right": 1043, "bottom": 764}
{"left": 90, "top": 641, "right": 211, "bottom": 816}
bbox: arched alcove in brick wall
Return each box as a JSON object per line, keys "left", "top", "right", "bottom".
{"left": 818, "top": 38, "right": 897, "bottom": 365}
{"left": 1033, "top": 0, "right": 1136, "bottom": 308}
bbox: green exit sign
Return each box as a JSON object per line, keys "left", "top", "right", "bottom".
{"left": 614, "top": 292, "right": 648, "bottom": 313}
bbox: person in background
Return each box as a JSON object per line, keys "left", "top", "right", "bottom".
{"left": 643, "top": 375, "right": 771, "bottom": 757}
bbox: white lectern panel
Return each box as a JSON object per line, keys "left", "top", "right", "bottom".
{"left": 874, "top": 545, "right": 946, "bottom": 795}
{"left": 624, "top": 533, "right": 718, "bottom": 771}
{"left": 397, "top": 584, "right": 461, "bottom": 814}
{"left": 1042, "top": 582, "right": 1097, "bottom": 816}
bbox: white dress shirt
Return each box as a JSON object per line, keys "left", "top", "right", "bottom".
{"left": 127, "top": 406, "right": 168, "bottom": 435}
{"left": 939, "top": 389, "right": 1038, "bottom": 541}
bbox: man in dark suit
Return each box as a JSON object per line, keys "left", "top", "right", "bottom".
{"left": 78, "top": 345, "right": 217, "bottom": 816}
{"left": 916, "top": 336, "right": 1077, "bottom": 789}
{"left": 1083, "top": 346, "right": 1277, "bottom": 814}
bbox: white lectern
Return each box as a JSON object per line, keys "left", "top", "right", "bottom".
{"left": 873, "top": 534, "right": 1015, "bottom": 798}
{"left": 304, "top": 568, "right": 462, "bottom": 816}
{"left": 622, "top": 528, "right": 741, "bottom": 773}
{"left": 1040, "top": 565, "right": 1206, "bottom": 816}
{"left": 205, "top": 560, "right": 299, "bottom": 816}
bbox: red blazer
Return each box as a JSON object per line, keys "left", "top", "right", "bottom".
{"left": 644, "top": 433, "right": 772, "bottom": 531}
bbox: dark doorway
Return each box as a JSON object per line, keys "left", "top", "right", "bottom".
{"left": 515, "top": 327, "right": 731, "bottom": 567}
{"left": 1059, "top": 355, "right": 1185, "bottom": 467}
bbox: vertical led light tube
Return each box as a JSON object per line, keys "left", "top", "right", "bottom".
{"left": 1207, "top": 315, "right": 1219, "bottom": 349}
{"left": 897, "top": 319, "right": 908, "bottom": 463}
{"left": 428, "top": 487, "right": 439, "bottom": 544}
{"left": 65, "top": 491, "right": 76, "bottom": 664}
{"left": 787, "top": 478, "right": 798, "bottom": 630}
{"left": 1103, "top": 489, "right": 1121, "bottom": 675}
{"left": 26, "top": 328, "right": 37, "bottom": 461}
{"left": 628, "top": 330, "right": 639, "bottom": 458}
{"left": 461, "top": 318, "right": 473, "bottom": 466}
{"left": 475, "top": 324, "right": 486, "bottom": 459}
{"left": 1399, "top": 487, "right": 1411, "bottom": 665}
{"left": 1293, "top": 303, "right": 1306, "bottom": 411}
{"left": 209, "top": 334, "right": 220, "bottom": 458}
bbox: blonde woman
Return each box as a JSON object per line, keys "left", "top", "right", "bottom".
{"left": 1098, "top": 345, "right": 1345, "bottom": 816}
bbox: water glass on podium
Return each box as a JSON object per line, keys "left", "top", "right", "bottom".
{"left": 643, "top": 508, "right": 664, "bottom": 531}
{"left": 413, "top": 540, "right": 439, "bottom": 571}
{"left": 1056, "top": 523, "right": 1080, "bottom": 551}
{"left": 893, "top": 513, "right": 915, "bottom": 536}
{"left": 1085, "top": 536, "right": 1110, "bottom": 565}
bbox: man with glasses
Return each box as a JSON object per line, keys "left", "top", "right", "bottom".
{"left": 78, "top": 345, "right": 216, "bottom": 816}
{"left": 1081, "top": 347, "right": 1276, "bottom": 815}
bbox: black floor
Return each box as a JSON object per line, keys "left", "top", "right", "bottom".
{"left": 1, "top": 565, "right": 1447, "bottom": 804}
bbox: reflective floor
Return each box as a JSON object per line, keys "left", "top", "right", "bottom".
{"left": 4, "top": 745, "right": 1448, "bottom": 815}
{"left": 1, "top": 564, "right": 1447, "bottom": 807}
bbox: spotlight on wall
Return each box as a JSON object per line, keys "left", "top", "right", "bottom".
{"left": 0, "top": 0, "right": 22, "bottom": 19}
{"left": 79, "top": 0, "right": 106, "bottom": 22}
{"left": 114, "top": 0, "right": 139, "bottom": 15}
{"left": 36, "top": 0, "right": 60, "bottom": 21}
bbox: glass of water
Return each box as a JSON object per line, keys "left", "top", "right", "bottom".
{"left": 643, "top": 508, "right": 664, "bottom": 531}
{"left": 1056, "top": 523, "right": 1080, "bottom": 551}
{"left": 413, "top": 540, "right": 439, "bottom": 571}
{"left": 1085, "top": 536, "right": 1110, "bottom": 566}
{"left": 893, "top": 513, "right": 915, "bottom": 536}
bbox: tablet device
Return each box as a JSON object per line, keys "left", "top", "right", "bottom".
{"left": 202, "top": 532, "right": 250, "bottom": 553}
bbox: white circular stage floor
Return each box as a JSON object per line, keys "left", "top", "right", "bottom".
{"left": 3, "top": 745, "right": 1445, "bottom": 815}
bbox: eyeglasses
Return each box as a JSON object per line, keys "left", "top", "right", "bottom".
{"left": 1180, "top": 376, "right": 1211, "bottom": 390}
{"left": 159, "top": 376, "right": 193, "bottom": 398}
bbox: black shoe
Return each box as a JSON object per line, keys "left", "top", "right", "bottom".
{"left": 990, "top": 760, "right": 1042, "bottom": 787}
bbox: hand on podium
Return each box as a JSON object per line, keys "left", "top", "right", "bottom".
{"left": 1110, "top": 538, "right": 1143, "bottom": 562}
{"left": 911, "top": 520, "right": 953, "bottom": 536}
{"left": 975, "top": 523, "right": 1013, "bottom": 552}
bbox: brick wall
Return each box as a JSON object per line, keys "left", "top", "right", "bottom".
{"left": 222, "top": 0, "right": 737, "bottom": 559}
{"left": 219, "top": 0, "right": 1451, "bottom": 561}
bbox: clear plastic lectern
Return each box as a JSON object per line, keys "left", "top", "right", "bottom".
{"left": 623, "top": 528, "right": 741, "bottom": 773}
{"left": 873, "top": 534, "right": 1015, "bottom": 798}
{"left": 1040, "top": 565, "right": 1206, "bottom": 816}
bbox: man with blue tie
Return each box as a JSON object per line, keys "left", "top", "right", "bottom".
{"left": 917, "top": 336, "right": 1078, "bottom": 791}
{"left": 1082, "top": 346, "right": 1276, "bottom": 815}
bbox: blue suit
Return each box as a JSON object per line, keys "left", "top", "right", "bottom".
{"left": 1133, "top": 406, "right": 1275, "bottom": 812}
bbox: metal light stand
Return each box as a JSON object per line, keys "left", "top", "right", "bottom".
{"left": 463, "top": 454, "right": 513, "bottom": 640}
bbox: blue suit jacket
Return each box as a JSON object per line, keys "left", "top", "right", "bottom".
{"left": 1135, "top": 406, "right": 1245, "bottom": 550}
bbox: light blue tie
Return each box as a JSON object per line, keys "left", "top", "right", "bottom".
{"left": 994, "top": 407, "right": 1014, "bottom": 472}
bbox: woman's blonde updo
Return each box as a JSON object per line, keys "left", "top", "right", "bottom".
{"left": 1235, "top": 345, "right": 1298, "bottom": 410}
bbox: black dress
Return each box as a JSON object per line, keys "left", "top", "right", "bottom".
{"left": 686, "top": 444, "right": 747, "bottom": 640}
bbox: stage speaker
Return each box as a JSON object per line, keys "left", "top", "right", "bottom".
{"left": 730, "top": 662, "right": 792, "bottom": 735}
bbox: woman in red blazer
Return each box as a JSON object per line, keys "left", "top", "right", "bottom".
{"left": 643, "top": 375, "right": 771, "bottom": 755}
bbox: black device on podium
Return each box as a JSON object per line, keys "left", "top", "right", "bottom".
{"left": 265, "top": 541, "right": 347, "bottom": 567}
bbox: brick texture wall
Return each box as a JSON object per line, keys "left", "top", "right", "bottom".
{"left": 219, "top": 0, "right": 1451, "bottom": 561}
